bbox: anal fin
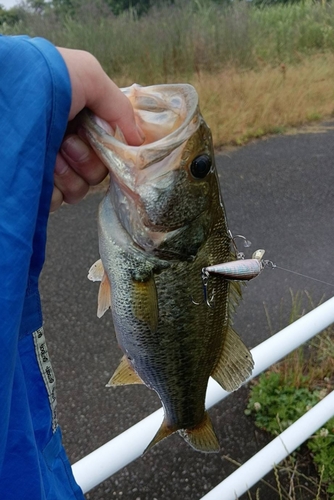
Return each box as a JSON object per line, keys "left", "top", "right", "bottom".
{"left": 107, "top": 355, "right": 144, "bottom": 387}
{"left": 211, "top": 326, "right": 254, "bottom": 392}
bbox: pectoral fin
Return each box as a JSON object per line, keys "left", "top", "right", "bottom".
{"left": 132, "top": 274, "right": 159, "bottom": 333}
{"left": 107, "top": 355, "right": 144, "bottom": 386}
{"left": 88, "top": 259, "right": 104, "bottom": 282}
{"left": 211, "top": 326, "right": 254, "bottom": 392}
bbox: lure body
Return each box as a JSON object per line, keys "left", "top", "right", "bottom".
{"left": 204, "top": 258, "right": 264, "bottom": 281}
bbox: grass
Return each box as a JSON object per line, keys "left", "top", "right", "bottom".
{"left": 245, "top": 291, "right": 334, "bottom": 498}
{"left": 224, "top": 454, "right": 328, "bottom": 500}
{"left": 188, "top": 56, "right": 334, "bottom": 146}
{"left": 3, "top": 1, "right": 334, "bottom": 146}
{"left": 9, "top": 1, "right": 334, "bottom": 74}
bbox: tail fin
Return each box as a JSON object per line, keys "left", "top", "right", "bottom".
{"left": 180, "top": 412, "right": 220, "bottom": 453}
{"left": 144, "top": 412, "right": 220, "bottom": 454}
{"left": 143, "top": 418, "right": 174, "bottom": 454}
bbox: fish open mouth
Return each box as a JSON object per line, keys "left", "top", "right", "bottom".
{"left": 122, "top": 83, "right": 199, "bottom": 147}
{"left": 81, "top": 84, "right": 211, "bottom": 252}
{"left": 84, "top": 84, "right": 201, "bottom": 173}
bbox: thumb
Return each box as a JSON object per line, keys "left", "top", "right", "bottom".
{"left": 57, "top": 47, "right": 144, "bottom": 146}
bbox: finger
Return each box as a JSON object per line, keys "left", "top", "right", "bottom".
{"left": 85, "top": 75, "right": 145, "bottom": 146}
{"left": 60, "top": 134, "right": 108, "bottom": 186}
{"left": 50, "top": 185, "right": 64, "bottom": 212}
{"left": 54, "top": 152, "right": 89, "bottom": 205}
{"left": 56, "top": 48, "right": 144, "bottom": 146}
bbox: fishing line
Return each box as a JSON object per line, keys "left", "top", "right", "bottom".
{"left": 264, "top": 261, "right": 334, "bottom": 288}
{"left": 192, "top": 257, "right": 334, "bottom": 309}
{"left": 229, "top": 231, "right": 334, "bottom": 289}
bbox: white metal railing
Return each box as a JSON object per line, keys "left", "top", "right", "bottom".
{"left": 201, "top": 390, "right": 334, "bottom": 500}
{"left": 72, "top": 296, "right": 334, "bottom": 497}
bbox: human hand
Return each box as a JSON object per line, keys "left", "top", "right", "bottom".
{"left": 51, "top": 47, "right": 144, "bottom": 212}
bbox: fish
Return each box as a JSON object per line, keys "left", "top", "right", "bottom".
{"left": 82, "top": 83, "right": 254, "bottom": 453}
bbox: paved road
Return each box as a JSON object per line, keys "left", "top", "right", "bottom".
{"left": 40, "top": 122, "right": 334, "bottom": 499}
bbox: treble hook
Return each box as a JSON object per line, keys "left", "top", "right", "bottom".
{"left": 202, "top": 269, "right": 215, "bottom": 308}
{"left": 191, "top": 269, "right": 215, "bottom": 308}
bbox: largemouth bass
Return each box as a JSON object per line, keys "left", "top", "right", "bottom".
{"left": 83, "top": 84, "right": 254, "bottom": 453}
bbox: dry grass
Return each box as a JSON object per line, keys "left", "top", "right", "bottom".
{"left": 6, "top": 2, "right": 334, "bottom": 148}
{"left": 89, "top": 55, "right": 334, "bottom": 195}
{"left": 184, "top": 55, "right": 334, "bottom": 147}
{"left": 90, "top": 54, "right": 334, "bottom": 196}
{"left": 262, "top": 290, "right": 334, "bottom": 391}
{"left": 115, "top": 54, "right": 334, "bottom": 148}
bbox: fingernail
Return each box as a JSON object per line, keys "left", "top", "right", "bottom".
{"left": 54, "top": 154, "right": 68, "bottom": 176}
{"left": 61, "top": 136, "right": 90, "bottom": 162}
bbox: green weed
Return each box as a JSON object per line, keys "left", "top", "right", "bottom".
{"left": 245, "top": 372, "right": 322, "bottom": 434}
{"left": 246, "top": 292, "right": 334, "bottom": 497}
{"left": 308, "top": 419, "right": 334, "bottom": 495}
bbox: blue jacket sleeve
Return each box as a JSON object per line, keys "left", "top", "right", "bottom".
{"left": 0, "top": 35, "right": 71, "bottom": 471}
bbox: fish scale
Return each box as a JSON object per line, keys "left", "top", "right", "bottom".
{"left": 82, "top": 83, "right": 254, "bottom": 453}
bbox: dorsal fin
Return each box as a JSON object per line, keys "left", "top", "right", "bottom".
{"left": 228, "top": 263, "right": 244, "bottom": 318}
{"left": 211, "top": 325, "right": 254, "bottom": 392}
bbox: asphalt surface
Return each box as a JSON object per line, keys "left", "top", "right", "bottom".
{"left": 40, "top": 121, "right": 334, "bottom": 500}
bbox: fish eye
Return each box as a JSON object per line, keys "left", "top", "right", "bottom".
{"left": 190, "top": 154, "right": 212, "bottom": 179}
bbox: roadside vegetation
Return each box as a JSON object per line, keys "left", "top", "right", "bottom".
{"left": 246, "top": 292, "right": 334, "bottom": 498}
{"left": 2, "top": 0, "right": 334, "bottom": 145}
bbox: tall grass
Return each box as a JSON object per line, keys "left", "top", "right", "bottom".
{"left": 4, "top": 1, "right": 257, "bottom": 80}
{"left": 4, "top": 0, "right": 334, "bottom": 145}
{"left": 6, "top": 1, "right": 334, "bottom": 81}
{"left": 189, "top": 55, "right": 334, "bottom": 145}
